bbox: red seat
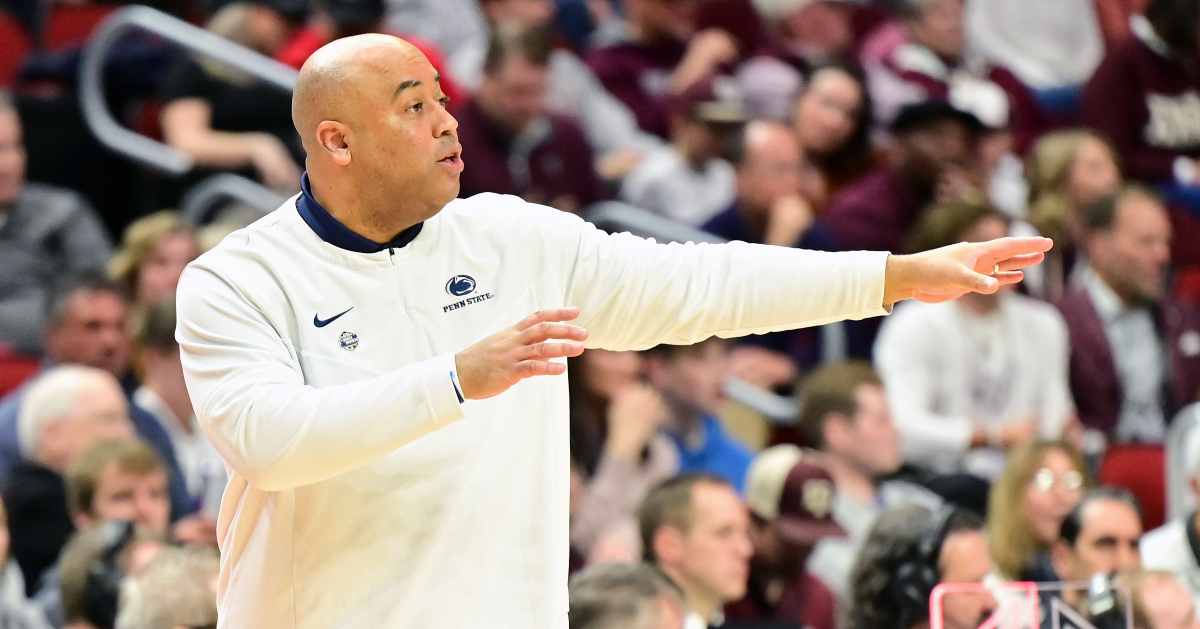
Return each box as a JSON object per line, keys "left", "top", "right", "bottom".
{"left": 43, "top": 3, "right": 119, "bottom": 51}
{"left": 0, "top": 354, "right": 39, "bottom": 398}
{"left": 0, "top": 10, "right": 31, "bottom": 86}
{"left": 1097, "top": 444, "right": 1166, "bottom": 531}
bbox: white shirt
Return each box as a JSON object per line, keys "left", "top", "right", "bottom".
{"left": 1084, "top": 270, "right": 1167, "bottom": 443}
{"left": 964, "top": 0, "right": 1104, "bottom": 88}
{"left": 620, "top": 146, "right": 736, "bottom": 227}
{"left": 176, "top": 192, "right": 889, "bottom": 629}
{"left": 134, "top": 386, "right": 228, "bottom": 517}
{"left": 874, "top": 294, "right": 1073, "bottom": 476}
{"left": 1140, "top": 518, "right": 1200, "bottom": 613}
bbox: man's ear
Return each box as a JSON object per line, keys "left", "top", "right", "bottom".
{"left": 653, "top": 526, "right": 685, "bottom": 567}
{"left": 316, "top": 121, "right": 353, "bottom": 166}
{"left": 822, "top": 413, "right": 852, "bottom": 451}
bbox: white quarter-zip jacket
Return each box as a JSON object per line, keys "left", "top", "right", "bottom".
{"left": 176, "top": 186, "right": 890, "bottom": 629}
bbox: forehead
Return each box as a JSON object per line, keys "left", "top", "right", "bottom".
{"left": 1080, "top": 499, "right": 1141, "bottom": 536}
{"left": 690, "top": 482, "right": 744, "bottom": 526}
{"left": 1115, "top": 196, "right": 1169, "bottom": 231}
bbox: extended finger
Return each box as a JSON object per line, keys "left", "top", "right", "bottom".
{"left": 516, "top": 359, "right": 570, "bottom": 379}
{"left": 520, "top": 321, "right": 590, "bottom": 344}
{"left": 992, "top": 253, "right": 1045, "bottom": 273}
{"left": 513, "top": 307, "right": 581, "bottom": 331}
{"left": 978, "top": 237, "right": 1053, "bottom": 261}
{"left": 992, "top": 271, "right": 1024, "bottom": 286}
{"left": 523, "top": 341, "right": 586, "bottom": 361}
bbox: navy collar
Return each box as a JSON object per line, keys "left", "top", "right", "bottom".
{"left": 297, "top": 172, "right": 423, "bottom": 253}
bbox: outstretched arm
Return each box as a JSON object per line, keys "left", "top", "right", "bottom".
{"left": 882, "top": 237, "right": 1052, "bottom": 305}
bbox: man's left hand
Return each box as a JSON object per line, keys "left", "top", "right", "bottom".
{"left": 882, "top": 237, "right": 1052, "bottom": 306}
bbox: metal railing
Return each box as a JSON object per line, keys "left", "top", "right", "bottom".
{"left": 181, "top": 173, "right": 289, "bottom": 224}
{"left": 584, "top": 201, "right": 728, "bottom": 245}
{"left": 79, "top": 5, "right": 298, "bottom": 175}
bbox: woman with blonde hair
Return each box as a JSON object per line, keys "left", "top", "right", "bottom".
{"left": 108, "top": 211, "right": 200, "bottom": 307}
{"left": 988, "top": 440, "right": 1091, "bottom": 580}
{"left": 1026, "top": 130, "right": 1122, "bottom": 299}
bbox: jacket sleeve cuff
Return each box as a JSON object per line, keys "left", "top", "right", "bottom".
{"left": 425, "top": 353, "right": 467, "bottom": 427}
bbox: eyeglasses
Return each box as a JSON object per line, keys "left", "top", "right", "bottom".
{"left": 1032, "top": 468, "right": 1084, "bottom": 492}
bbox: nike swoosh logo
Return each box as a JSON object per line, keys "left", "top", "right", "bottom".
{"left": 314, "top": 307, "right": 354, "bottom": 328}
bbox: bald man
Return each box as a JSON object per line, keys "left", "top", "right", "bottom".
{"left": 176, "top": 34, "right": 1050, "bottom": 629}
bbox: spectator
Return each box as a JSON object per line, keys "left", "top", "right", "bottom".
{"left": 0, "top": 275, "right": 192, "bottom": 521}
{"left": 0, "top": 497, "right": 51, "bottom": 629}
{"left": 620, "top": 76, "right": 744, "bottom": 227}
{"left": 1050, "top": 488, "right": 1143, "bottom": 602}
{"left": 964, "top": 0, "right": 1104, "bottom": 104}
{"left": 132, "top": 299, "right": 226, "bottom": 520}
{"left": 161, "top": 2, "right": 303, "bottom": 194}
{"left": 113, "top": 546, "right": 220, "bottom": 629}
{"left": 645, "top": 340, "right": 754, "bottom": 492}
{"left": 701, "top": 120, "right": 837, "bottom": 386}
{"left": 723, "top": 446, "right": 841, "bottom": 629}
{"left": 987, "top": 440, "right": 1089, "bottom": 581}
{"left": 1141, "top": 431, "right": 1200, "bottom": 612}
{"left": 751, "top": 0, "right": 855, "bottom": 71}
{"left": 874, "top": 201, "right": 1074, "bottom": 477}
{"left": 33, "top": 439, "right": 178, "bottom": 628}
{"left": 475, "top": 0, "right": 663, "bottom": 175}
{"left": 585, "top": 0, "right": 739, "bottom": 139}
{"left": 1109, "top": 570, "right": 1200, "bottom": 629}
{"left": 58, "top": 522, "right": 166, "bottom": 629}
{"left": 454, "top": 27, "right": 608, "bottom": 213}
{"left": 639, "top": 474, "right": 753, "bottom": 629}
{"left": 860, "top": 0, "right": 1046, "bottom": 153}
{"left": 4, "top": 366, "right": 134, "bottom": 593}
{"left": 0, "top": 91, "right": 114, "bottom": 358}
{"left": 1083, "top": 0, "right": 1200, "bottom": 213}
{"left": 823, "top": 101, "right": 980, "bottom": 253}
{"left": 1056, "top": 187, "right": 1200, "bottom": 443}
{"left": 845, "top": 505, "right": 995, "bottom": 629}
{"left": 106, "top": 213, "right": 199, "bottom": 310}
{"left": 796, "top": 362, "right": 942, "bottom": 599}
{"left": 1026, "top": 131, "right": 1123, "bottom": 300}
{"left": 567, "top": 562, "right": 686, "bottom": 629}
{"left": 568, "top": 350, "right": 678, "bottom": 562}
{"left": 790, "top": 64, "right": 877, "bottom": 195}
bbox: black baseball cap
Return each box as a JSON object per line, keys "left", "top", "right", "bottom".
{"left": 890, "top": 101, "right": 984, "bottom": 136}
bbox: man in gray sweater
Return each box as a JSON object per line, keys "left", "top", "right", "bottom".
{"left": 0, "top": 91, "right": 113, "bottom": 357}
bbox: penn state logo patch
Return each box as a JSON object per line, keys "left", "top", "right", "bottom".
{"left": 445, "top": 275, "right": 476, "bottom": 297}
{"left": 338, "top": 331, "right": 359, "bottom": 351}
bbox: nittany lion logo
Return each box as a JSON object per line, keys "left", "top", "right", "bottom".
{"left": 445, "top": 275, "right": 476, "bottom": 297}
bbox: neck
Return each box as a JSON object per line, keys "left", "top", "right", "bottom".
{"left": 736, "top": 201, "right": 768, "bottom": 238}
{"left": 310, "top": 172, "right": 422, "bottom": 244}
{"left": 663, "top": 398, "right": 707, "bottom": 440}
{"left": 144, "top": 377, "right": 194, "bottom": 433}
{"left": 662, "top": 565, "right": 720, "bottom": 622}
{"left": 957, "top": 291, "right": 1001, "bottom": 315}
{"left": 825, "top": 453, "right": 877, "bottom": 506}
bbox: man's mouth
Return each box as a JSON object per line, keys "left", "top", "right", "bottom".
{"left": 438, "top": 146, "right": 463, "bottom": 169}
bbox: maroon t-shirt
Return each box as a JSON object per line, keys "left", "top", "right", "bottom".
{"left": 724, "top": 570, "right": 837, "bottom": 629}
{"left": 1083, "top": 34, "right": 1200, "bottom": 181}
{"left": 453, "top": 99, "right": 608, "bottom": 211}
{"left": 586, "top": 39, "right": 687, "bottom": 139}
{"left": 821, "top": 167, "right": 927, "bottom": 254}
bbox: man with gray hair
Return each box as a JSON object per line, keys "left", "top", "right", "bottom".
{"left": 3, "top": 365, "right": 134, "bottom": 591}
{"left": 568, "top": 562, "right": 685, "bottom": 629}
{"left": 0, "top": 90, "right": 114, "bottom": 357}
{"left": 115, "top": 545, "right": 220, "bottom": 629}
{"left": 1142, "top": 429, "right": 1200, "bottom": 613}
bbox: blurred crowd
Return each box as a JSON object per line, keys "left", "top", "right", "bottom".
{"left": 5, "top": 0, "right": 1200, "bottom": 626}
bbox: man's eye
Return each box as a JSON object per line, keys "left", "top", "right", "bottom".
{"left": 408, "top": 102, "right": 422, "bottom": 113}
{"left": 439, "top": 96, "right": 450, "bottom": 107}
